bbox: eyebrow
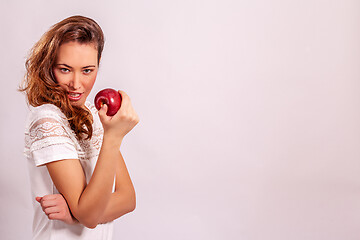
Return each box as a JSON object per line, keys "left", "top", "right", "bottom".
{"left": 56, "top": 64, "right": 96, "bottom": 69}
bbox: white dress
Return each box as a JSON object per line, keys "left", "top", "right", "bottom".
{"left": 24, "top": 101, "right": 113, "bottom": 240}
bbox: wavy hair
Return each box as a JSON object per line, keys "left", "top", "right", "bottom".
{"left": 19, "top": 15, "right": 105, "bottom": 140}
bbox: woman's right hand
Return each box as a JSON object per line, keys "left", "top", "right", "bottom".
{"left": 97, "top": 90, "right": 140, "bottom": 142}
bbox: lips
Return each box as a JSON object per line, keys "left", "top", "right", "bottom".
{"left": 67, "top": 92, "right": 83, "bottom": 101}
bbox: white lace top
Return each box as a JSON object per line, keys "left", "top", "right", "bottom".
{"left": 24, "top": 101, "right": 113, "bottom": 240}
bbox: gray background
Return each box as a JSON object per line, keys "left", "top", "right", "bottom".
{"left": 1, "top": 0, "right": 359, "bottom": 239}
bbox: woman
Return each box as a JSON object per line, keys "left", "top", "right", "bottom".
{"left": 20, "top": 15, "right": 139, "bottom": 239}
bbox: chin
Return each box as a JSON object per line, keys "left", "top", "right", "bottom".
{"left": 70, "top": 100, "right": 86, "bottom": 108}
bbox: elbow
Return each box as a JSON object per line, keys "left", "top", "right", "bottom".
{"left": 128, "top": 192, "right": 136, "bottom": 213}
{"left": 122, "top": 191, "right": 136, "bottom": 214}
{"left": 73, "top": 211, "right": 100, "bottom": 229}
{"left": 128, "top": 199, "right": 136, "bottom": 213}
{"left": 84, "top": 223, "right": 97, "bottom": 229}
{"left": 87, "top": 223, "right": 98, "bottom": 229}
{"left": 80, "top": 218, "right": 99, "bottom": 229}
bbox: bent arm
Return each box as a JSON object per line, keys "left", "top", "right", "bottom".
{"left": 46, "top": 90, "right": 139, "bottom": 228}
{"left": 98, "top": 151, "right": 136, "bottom": 223}
{"left": 46, "top": 134, "right": 121, "bottom": 229}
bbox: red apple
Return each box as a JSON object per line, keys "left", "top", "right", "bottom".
{"left": 94, "top": 88, "right": 122, "bottom": 116}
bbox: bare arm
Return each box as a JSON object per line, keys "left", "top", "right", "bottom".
{"left": 45, "top": 91, "right": 139, "bottom": 229}
{"left": 37, "top": 151, "right": 136, "bottom": 225}
{"left": 98, "top": 151, "right": 136, "bottom": 223}
{"left": 46, "top": 135, "right": 119, "bottom": 228}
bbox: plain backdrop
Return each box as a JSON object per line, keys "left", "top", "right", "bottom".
{"left": 0, "top": 0, "right": 359, "bottom": 239}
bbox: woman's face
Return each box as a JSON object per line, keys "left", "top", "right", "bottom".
{"left": 53, "top": 41, "right": 99, "bottom": 108}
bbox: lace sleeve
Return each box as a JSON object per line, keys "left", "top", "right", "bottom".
{"left": 25, "top": 117, "right": 78, "bottom": 166}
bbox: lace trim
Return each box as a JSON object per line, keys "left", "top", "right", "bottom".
{"left": 78, "top": 127, "right": 103, "bottom": 160}
{"left": 85, "top": 101, "right": 98, "bottom": 115}
{"left": 24, "top": 118, "right": 75, "bottom": 157}
{"left": 29, "top": 119, "right": 68, "bottom": 141}
{"left": 81, "top": 101, "right": 103, "bottom": 160}
{"left": 24, "top": 102, "right": 103, "bottom": 161}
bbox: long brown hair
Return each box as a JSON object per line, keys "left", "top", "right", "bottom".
{"left": 19, "top": 15, "right": 105, "bottom": 140}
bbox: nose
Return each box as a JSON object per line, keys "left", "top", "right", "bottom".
{"left": 69, "top": 72, "right": 81, "bottom": 90}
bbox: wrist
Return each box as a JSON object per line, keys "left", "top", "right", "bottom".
{"left": 102, "top": 133, "right": 123, "bottom": 149}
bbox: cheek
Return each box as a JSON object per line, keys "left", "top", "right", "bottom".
{"left": 53, "top": 70, "right": 68, "bottom": 84}
{"left": 84, "top": 75, "right": 97, "bottom": 90}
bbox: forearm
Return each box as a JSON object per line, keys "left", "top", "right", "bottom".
{"left": 98, "top": 151, "right": 136, "bottom": 223}
{"left": 98, "top": 190, "right": 136, "bottom": 223}
{"left": 74, "top": 134, "right": 122, "bottom": 227}
{"left": 67, "top": 190, "right": 134, "bottom": 226}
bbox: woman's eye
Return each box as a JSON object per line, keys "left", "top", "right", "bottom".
{"left": 60, "top": 68, "right": 70, "bottom": 73}
{"left": 83, "top": 69, "right": 93, "bottom": 74}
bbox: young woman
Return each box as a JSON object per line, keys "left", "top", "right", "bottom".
{"left": 20, "top": 15, "right": 139, "bottom": 239}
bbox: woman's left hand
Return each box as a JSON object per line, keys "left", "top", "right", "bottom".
{"left": 36, "top": 194, "right": 78, "bottom": 225}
